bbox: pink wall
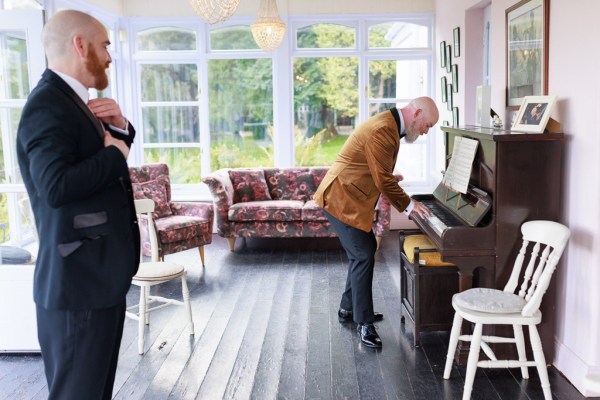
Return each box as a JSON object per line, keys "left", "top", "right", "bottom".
{"left": 434, "top": 0, "right": 600, "bottom": 396}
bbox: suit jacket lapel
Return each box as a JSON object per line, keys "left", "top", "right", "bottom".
{"left": 42, "top": 70, "right": 105, "bottom": 139}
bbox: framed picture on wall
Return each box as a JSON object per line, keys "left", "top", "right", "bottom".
{"left": 445, "top": 44, "right": 452, "bottom": 73}
{"left": 453, "top": 27, "right": 460, "bottom": 57}
{"left": 447, "top": 83, "right": 453, "bottom": 111}
{"left": 440, "top": 41, "right": 447, "bottom": 68}
{"left": 452, "top": 64, "right": 458, "bottom": 93}
{"left": 441, "top": 76, "right": 447, "bottom": 102}
{"left": 506, "top": 0, "right": 549, "bottom": 108}
{"left": 511, "top": 95, "right": 556, "bottom": 133}
{"left": 452, "top": 107, "right": 459, "bottom": 127}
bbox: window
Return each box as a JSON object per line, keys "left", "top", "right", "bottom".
{"left": 130, "top": 15, "right": 434, "bottom": 199}
{"left": 139, "top": 63, "right": 201, "bottom": 183}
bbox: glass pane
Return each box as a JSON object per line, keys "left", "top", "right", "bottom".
{"left": 0, "top": 33, "right": 30, "bottom": 99}
{"left": 210, "top": 25, "right": 259, "bottom": 50}
{"left": 369, "top": 22, "right": 429, "bottom": 49}
{"left": 0, "top": 192, "right": 9, "bottom": 244}
{"left": 140, "top": 64, "right": 198, "bottom": 102}
{"left": 208, "top": 58, "right": 274, "bottom": 169}
{"left": 369, "top": 102, "right": 407, "bottom": 117}
{"left": 137, "top": 27, "right": 196, "bottom": 51}
{"left": 0, "top": 108, "right": 23, "bottom": 184}
{"left": 294, "top": 56, "right": 358, "bottom": 166}
{"left": 369, "top": 59, "right": 428, "bottom": 100}
{"left": 3, "top": 0, "right": 42, "bottom": 9}
{"left": 297, "top": 23, "right": 355, "bottom": 49}
{"left": 143, "top": 148, "right": 201, "bottom": 184}
{"left": 142, "top": 106, "right": 199, "bottom": 144}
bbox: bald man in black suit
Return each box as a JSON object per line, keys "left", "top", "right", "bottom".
{"left": 16, "top": 10, "right": 139, "bottom": 399}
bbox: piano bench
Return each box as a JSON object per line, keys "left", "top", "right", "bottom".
{"left": 399, "top": 232, "right": 459, "bottom": 347}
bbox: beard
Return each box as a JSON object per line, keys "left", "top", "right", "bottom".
{"left": 85, "top": 45, "right": 109, "bottom": 91}
{"left": 404, "top": 123, "right": 420, "bottom": 143}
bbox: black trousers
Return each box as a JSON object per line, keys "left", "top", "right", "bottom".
{"left": 36, "top": 301, "right": 126, "bottom": 400}
{"left": 324, "top": 210, "right": 377, "bottom": 324}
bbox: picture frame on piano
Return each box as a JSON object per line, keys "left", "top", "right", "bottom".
{"left": 511, "top": 95, "right": 556, "bottom": 133}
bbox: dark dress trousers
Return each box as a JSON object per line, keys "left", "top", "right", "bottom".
{"left": 16, "top": 69, "right": 140, "bottom": 400}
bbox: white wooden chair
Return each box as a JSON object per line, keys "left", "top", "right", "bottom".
{"left": 126, "top": 199, "right": 194, "bottom": 355}
{"left": 443, "top": 220, "right": 570, "bottom": 400}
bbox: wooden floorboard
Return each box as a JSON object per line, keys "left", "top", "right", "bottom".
{"left": 0, "top": 233, "right": 596, "bottom": 400}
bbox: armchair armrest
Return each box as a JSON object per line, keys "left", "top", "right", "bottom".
{"left": 201, "top": 169, "right": 234, "bottom": 237}
{"left": 171, "top": 202, "right": 214, "bottom": 226}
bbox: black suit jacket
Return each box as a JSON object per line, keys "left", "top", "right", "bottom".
{"left": 16, "top": 69, "right": 140, "bottom": 310}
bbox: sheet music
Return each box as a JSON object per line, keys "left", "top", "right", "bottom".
{"left": 442, "top": 136, "right": 479, "bottom": 194}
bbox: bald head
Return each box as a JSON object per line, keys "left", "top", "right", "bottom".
{"left": 401, "top": 96, "right": 440, "bottom": 143}
{"left": 409, "top": 96, "right": 440, "bottom": 125}
{"left": 42, "top": 10, "right": 104, "bottom": 63}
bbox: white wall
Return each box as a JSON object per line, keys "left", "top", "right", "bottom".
{"left": 435, "top": 0, "right": 600, "bottom": 396}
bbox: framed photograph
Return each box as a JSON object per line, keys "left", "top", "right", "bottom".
{"left": 506, "top": 0, "right": 549, "bottom": 108}
{"left": 441, "top": 76, "right": 447, "bottom": 102}
{"left": 440, "top": 41, "right": 447, "bottom": 68}
{"left": 446, "top": 83, "right": 453, "bottom": 111}
{"left": 452, "top": 107, "right": 459, "bottom": 127}
{"left": 453, "top": 27, "right": 460, "bottom": 57}
{"left": 445, "top": 44, "right": 452, "bottom": 73}
{"left": 451, "top": 64, "right": 458, "bottom": 93}
{"left": 511, "top": 95, "right": 556, "bottom": 133}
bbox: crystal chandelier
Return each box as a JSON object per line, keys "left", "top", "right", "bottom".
{"left": 188, "top": 0, "right": 240, "bottom": 25}
{"left": 251, "top": 0, "right": 286, "bottom": 52}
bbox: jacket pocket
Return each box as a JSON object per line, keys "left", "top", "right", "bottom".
{"left": 344, "top": 182, "right": 374, "bottom": 201}
{"left": 73, "top": 211, "right": 108, "bottom": 229}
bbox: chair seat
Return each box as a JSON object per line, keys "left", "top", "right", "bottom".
{"left": 133, "top": 261, "right": 184, "bottom": 281}
{"left": 155, "top": 215, "right": 211, "bottom": 244}
{"left": 452, "top": 299, "right": 542, "bottom": 325}
{"left": 453, "top": 288, "right": 526, "bottom": 313}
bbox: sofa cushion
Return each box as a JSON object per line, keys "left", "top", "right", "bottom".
{"left": 228, "top": 200, "right": 303, "bottom": 222}
{"left": 310, "top": 167, "right": 329, "bottom": 190}
{"left": 302, "top": 200, "right": 328, "bottom": 221}
{"left": 229, "top": 169, "right": 272, "bottom": 203}
{"left": 264, "top": 168, "right": 315, "bottom": 202}
{"left": 132, "top": 176, "right": 173, "bottom": 218}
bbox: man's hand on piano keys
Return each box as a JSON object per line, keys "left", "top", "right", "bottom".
{"left": 409, "top": 200, "right": 432, "bottom": 219}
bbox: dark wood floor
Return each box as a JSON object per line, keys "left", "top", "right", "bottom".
{"left": 0, "top": 233, "right": 594, "bottom": 400}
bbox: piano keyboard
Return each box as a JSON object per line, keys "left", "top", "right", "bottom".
{"left": 419, "top": 199, "right": 464, "bottom": 235}
{"left": 425, "top": 214, "right": 447, "bottom": 235}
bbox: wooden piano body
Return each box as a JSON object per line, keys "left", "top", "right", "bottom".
{"left": 401, "top": 125, "right": 563, "bottom": 354}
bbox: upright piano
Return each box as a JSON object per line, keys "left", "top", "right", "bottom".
{"left": 411, "top": 125, "right": 564, "bottom": 296}
{"left": 401, "top": 125, "right": 564, "bottom": 356}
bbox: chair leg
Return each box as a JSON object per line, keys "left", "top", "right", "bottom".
{"left": 144, "top": 287, "right": 150, "bottom": 325}
{"left": 181, "top": 273, "right": 194, "bottom": 336}
{"left": 376, "top": 236, "right": 381, "bottom": 250}
{"left": 529, "top": 325, "right": 552, "bottom": 400}
{"left": 198, "top": 246, "right": 205, "bottom": 267}
{"left": 227, "top": 237, "right": 236, "bottom": 252}
{"left": 138, "top": 286, "right": 147, "bottom": 355}
{"left": 444, "top": 312, "right": 463, "bottom": 379}
{"left": 513, "top": 324, "right": 529, "bottom": 379}
{"left": 462, "top": 323, "right": 483, "bottom": 400}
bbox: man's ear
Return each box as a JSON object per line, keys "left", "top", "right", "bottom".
{"left": 413, "top": 108, "right": 422, "bottom": 119}
{"left": 72, "top": 35, "right": 86, "bottom": 58}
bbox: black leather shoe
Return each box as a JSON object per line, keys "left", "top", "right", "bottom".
{"left": 338, "top": 308, "right": 383, "bottom": 323}
{"left": 357, "top": 323, "right": 382, "bottom": 349}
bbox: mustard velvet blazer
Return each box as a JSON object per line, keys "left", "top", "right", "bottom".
{"left": 313, "top": 110, "right": 411, "bottom": 232}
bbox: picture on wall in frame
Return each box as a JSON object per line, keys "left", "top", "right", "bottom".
{"left": 452, "top": 64, "right": 458, "bottom": 93}
{"left": 506, "top": 0, "right": 549, "bottom": 108}
{"left": 441, "top": 76, "right": 447, "bottom": 102}
{"left": 511, "top": 95, "right": 556, "bottom": 133}
{"left": 445, "top": 44, "right": 452, "bottom": 73}
{"left": 447, "top": 83, "right": 453, "bottom": 111}
{"left": 440, "top": 41, "right": 447, "bottom": 68}
{"left": 452, "top": 107, "right": 459, "bottom": 127}
{"left": 453, "top": 27, "right": 460, "bottom": 57}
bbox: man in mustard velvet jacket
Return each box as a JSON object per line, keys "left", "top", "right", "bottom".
{"left": 314, "top": 97, "right": 439, "bottom": 348}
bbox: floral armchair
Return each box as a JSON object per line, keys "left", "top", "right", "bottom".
{"left": 129, "top": 163, "right": 214, "bottom": 266}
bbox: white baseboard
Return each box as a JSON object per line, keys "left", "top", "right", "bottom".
{"left": 554, "top": 339, "right": 600, "bottom": 397}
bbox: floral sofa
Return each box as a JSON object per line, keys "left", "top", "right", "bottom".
{"left": 202, "top": 167, "right": 392, "bottom": 251}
